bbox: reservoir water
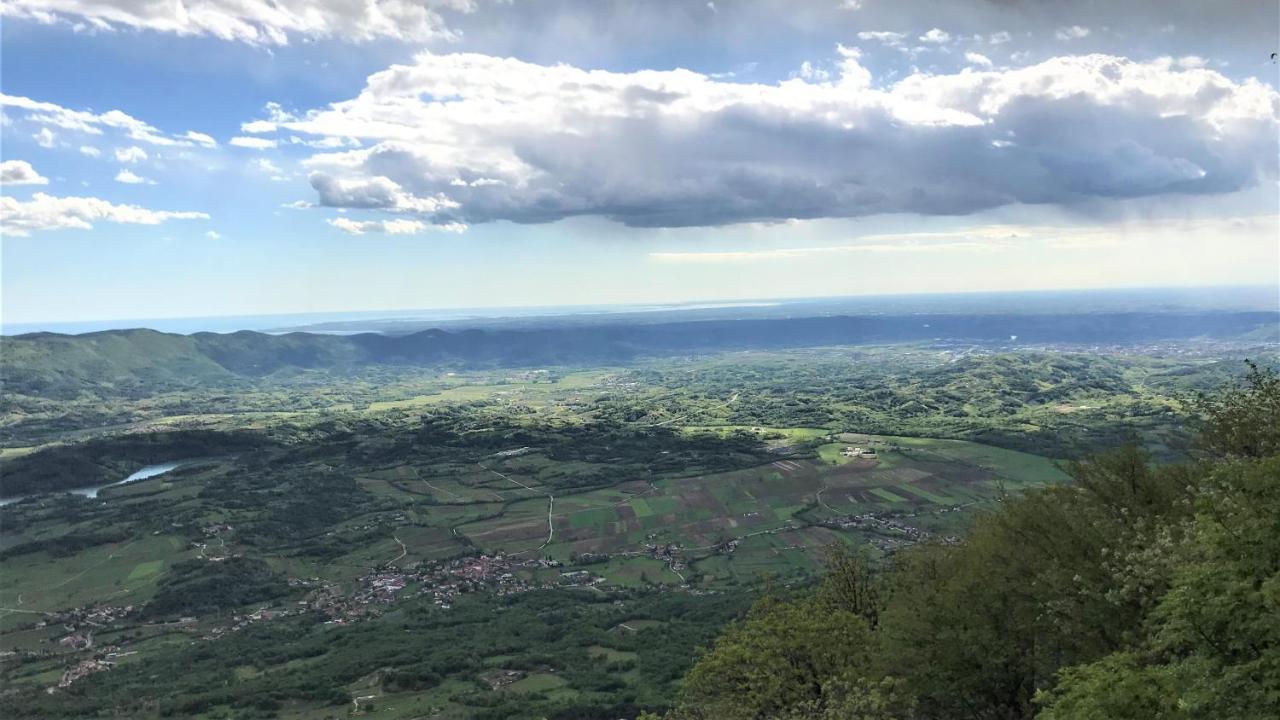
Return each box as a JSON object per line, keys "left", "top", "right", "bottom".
{"left": 0, "top": 460, "right": 192, "bottom": 506}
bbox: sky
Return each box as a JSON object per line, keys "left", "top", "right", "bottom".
{"left": 1, "top": 0, "right": 1278, "bottom": 325}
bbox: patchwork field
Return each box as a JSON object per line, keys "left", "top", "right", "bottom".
{"left": 426, "top": 430, "right": 1071, "bottom": 583}
{"left": 0, "top": 424, "right": 1069, "bottom": 645}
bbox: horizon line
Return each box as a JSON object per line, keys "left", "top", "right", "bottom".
{"left": 3, "top": 283, "right": 1277, "bottom": 337}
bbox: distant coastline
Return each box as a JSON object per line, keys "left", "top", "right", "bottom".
{"left": 4, "top": 285, "right": 1276, "bottom": 337}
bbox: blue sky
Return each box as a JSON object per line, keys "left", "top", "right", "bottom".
{"left": 2, "top": 0, "right": 1278, "bottom": 325}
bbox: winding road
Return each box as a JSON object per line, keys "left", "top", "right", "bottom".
{"left": 483, "top": 465, "right": 555, "bottom": 552}
{"left": 388, "top": 534, "right": 408, "bottom": 566}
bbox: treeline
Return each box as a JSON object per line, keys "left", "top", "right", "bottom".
{"left": 0, "top": 429, "right": 268, "bottom": 496}
{"left": 658, "top": 363, "right": 1280, "bottom": 720}
{"left": 142, "top": 557, "right": 296, "bottom": 620}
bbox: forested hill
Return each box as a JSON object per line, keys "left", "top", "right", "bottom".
{"left": 659, "top": 364, "right": 1280, "bottom": 720}
{"left": 3, "top": 310, "right": 1276, "bottom": 399}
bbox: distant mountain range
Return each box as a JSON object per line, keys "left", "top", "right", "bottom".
{"left": 4, "top": 310, "right": 1276, "bottom": 400}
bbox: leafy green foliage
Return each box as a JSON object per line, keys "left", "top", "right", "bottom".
{"left": 1193, "top": 359, "right": 1280, "bottom": 459}
{"left": 3, "top": 350, "right": 1275, "bottom": 719}
{"left": 674, "top": 364, "right": 1280, "bottom": 720}
{"left": 0, "top": 430, "right": 265, "bottom": 495}
{"left": 679, "top": 595, "right": 876, "bottom": 720}
{"left": 142, "top": 557, "right": 294, "bottom": 619}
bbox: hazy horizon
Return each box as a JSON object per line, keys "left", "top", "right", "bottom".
{"left": 5, "top": 283, "right": 1277, "bottom": 336}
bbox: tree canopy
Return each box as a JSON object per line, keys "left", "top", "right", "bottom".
{"left": 669, "top": 363, "right": 1280, "bottom": 720}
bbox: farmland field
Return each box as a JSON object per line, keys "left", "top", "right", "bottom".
{"left": 341, "top": 428, "right": 1070, "bottom": 582}
{"left": 0, "top": 345, "right": 1250, "bottom": 719}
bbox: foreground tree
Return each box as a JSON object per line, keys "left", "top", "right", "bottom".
{"left": 1038, "top": 454, "right": 1280, "bottom": 719}
{"left": 669, "top": 363, "right": 1280, "bottom": 720}
{"left": 677, "top": 594, "right": 879, "bottom": 719}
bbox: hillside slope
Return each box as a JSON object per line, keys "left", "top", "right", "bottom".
{"left": 2, "top": 311, "right": 1275, "bottom": 401}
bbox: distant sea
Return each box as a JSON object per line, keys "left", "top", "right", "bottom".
{"left": 0, "top": 302, "right": 784, "bottom": 336}
{"left": 4, "top": 286, "right": 1277, "bottom": 337}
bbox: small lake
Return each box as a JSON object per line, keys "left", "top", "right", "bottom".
{"left": 0, "top": 460, "right": 195, "bottom": 507}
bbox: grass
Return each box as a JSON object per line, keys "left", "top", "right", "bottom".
{"left": 508, "top": 672, "right": 569, "bottom": 694}
{"left": 594, "top": 557, "right": 682, "bottom": 588}
{"left": 126, "top": 560, "right": 165, "bottom": 581}
{"left": 869, "top": 487, "right": 908, "bottom": 503}
{"left": 569, "top": 507, "right": 617, "bottom": 530}
{"left": 0, "top": 534, "right": 190, "bottom": 625}
{"left": 681, "top": 425, "right": 832, "bottom": 440}
{"left": 587, "top": 645, "right": 638, "bottom": 663}
{"left": 0, "top": 415, "right": 1071, "bottom": 679}
{"left": 875, "top": 435, "right": 1069, "bottom": 484}
{"left": 454, "top": 431, "right": 1065, "bottom": 575}
{"left": 817, "top": 443, "right": 854, "bottom": 465}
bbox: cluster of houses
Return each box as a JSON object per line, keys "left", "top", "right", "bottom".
{"left": 840, "top": 446, "right": 879, "bottom": 459}
{"left": 202, "top": 606, "right": 292, "bottom": 639}
{"left": 831, "top": 512, "right": 928, "bottom": 546}
{"left": 643, "top": 542, "right": 688, "bottom": 575}
{"left": 828, "top": 508, "right": 962, "bottom": 553}
{"left": 303, "top": 553, "right": 559, "bottom": 624}
{"left": 47, "top": 645, "right": 137, "bottom": 692}
{"left": 54, "top": 658, "right": 113, "bottom": 690}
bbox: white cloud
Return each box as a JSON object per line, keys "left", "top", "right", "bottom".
{"left": 856, "top": 31, "right": 906, "bottom": 48}
{"left": 919, "top": 28, "right": 952, "bottom": 44}
{"left": 2, "top": 93, "right": 212, "bottom": 147}
{"left": 183, "top": 131, "right": 218, "bottom": 148}
{"left": 251, "top": 157, "right": 289, "bottom": 181}
{"left": 241, "top": 120, "right": 278, "bottom": 134}
{"left": 79, "top": 145, "right": 101, "bottom": 157}
{"left": 2, "top": 0, "right": 477, "bottom": 45}
{"left": 794, "top": 61, "right": 830, "bottom": 82}
{"left": 114, "top": 168, "right": 155, "bottom": 185}
{"left": 964, "top": 51, "right": 993, "bottom": 67}
{"left": 205, "top": 230, "right": 222, "bottom": 240}
{"left": 34, "top": 127, "right": 56, "bottom": 147}
{"left": 0, "top": 160, "right": 49, "bottom": 185}
{"left": 987, "top": 31, "right": 1012, "bottom": 45}
{"left": 114, "top": 145, "right": 148, "bottom": 163}
{"left": 1055, "top": 25, "right": 1091, "bottom": 41}
{"left": 0, "top": 192, "right": 207, "bottom": 236}
{"left": 327, "top": 217, "right": 465, "bottom": 235}
{"left": 297, "top": 135, "right": 361, "bottom": 149}
{"left": 309, "top": 173, "right": 459, "bottom": 214}
{"left": 229, "top": 136, "right": 278, "bottom": 150}
{"left": 268, "top": 49, "right": 1277, "bottom": 229}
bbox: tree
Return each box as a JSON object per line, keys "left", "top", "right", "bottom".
{"left": 1039, "top": 456, "right": 1280, "bottom": 720}
{"left": 815, "top": 544, "right": 882, "bottom": 627}
{"left": 679, "top": 595, "right": 876, "bottom": 719}
{"left": 1193, "top": 360, "right": 1280, "bottom": 459}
